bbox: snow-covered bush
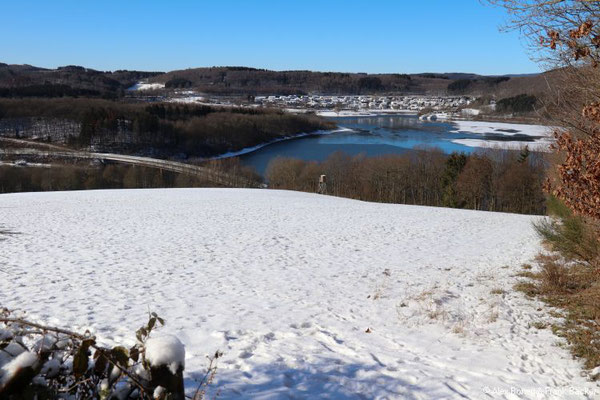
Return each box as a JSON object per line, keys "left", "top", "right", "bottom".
{"left": 0, "top": 308, "right": 220, "bottom": 399}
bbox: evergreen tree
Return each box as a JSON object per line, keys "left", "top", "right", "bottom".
{"left": 441, "top": 152, "right": 467, "bottom": 207}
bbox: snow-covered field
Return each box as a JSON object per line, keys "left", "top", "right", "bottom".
{"left": 127, "top": 82, "right": 165, "bottom": 91}
{"left": 1, "top": 189, "right": 598, "bottom": 399}
{"left": 168, "top": 95, "right": 206, "bottom": 104}
{"left": 449, "top": 120, "right": 556, "bottom": 152}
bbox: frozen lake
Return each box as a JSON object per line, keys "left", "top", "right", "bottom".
{"left": 240, "top": 114, "right": 552, "bottom": 175}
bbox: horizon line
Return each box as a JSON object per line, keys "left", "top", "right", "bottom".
{"left": 1, "top": 60, "right": 543, "bottom": 77}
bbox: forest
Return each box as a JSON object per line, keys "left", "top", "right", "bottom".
{"left": 266, "top": 148, "right": 547, "bottom": 215}
{"left": 0, "top": 158, "right": 260, "bottom": 194}
{"left": 0, "top": 98, "right": 334, "bottom": 157}
{"left": 0, "top": 63, "right": 160, "bottom": 98}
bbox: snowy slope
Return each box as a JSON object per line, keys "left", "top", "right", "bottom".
{"left": 127, "top": 82, "right": 165, "bottom": 91}
{"left": 0, "top": 189, "right": 598, "bottom": 399}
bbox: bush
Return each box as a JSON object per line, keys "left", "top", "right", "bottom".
{"left": 519, "top": 197, "right": 600, "bottom": 377}
{"left": 534, "top": 196, "right": 600, "bottom": 264}
{"left": 0, "top": 309, "right": 220, "bottom": 399}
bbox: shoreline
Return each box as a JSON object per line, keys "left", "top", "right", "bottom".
{"left": 206, "top": 126, "right": 354, "bottom": 160}
{"left": 207, "top": 115, "right": 556, "bottom": 163}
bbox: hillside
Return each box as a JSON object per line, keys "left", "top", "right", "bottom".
{"left": 151, "top": 66, "right": 551, "bottom": 96}
{"left": 0, "top": 62, "right": 552, "bottom": 97}
{"left": 0, "top": 63, "right": 161, "bottom": 98}
{"left": 0, "top": 189, "right": 596, "bottom": 399}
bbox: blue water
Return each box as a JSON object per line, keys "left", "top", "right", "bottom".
{"left": 240, "top": 114, "right": 534, "bottom": 175}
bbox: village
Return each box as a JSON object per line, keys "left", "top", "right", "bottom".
{"left": 128, "top": 82, "right": 482, "bottom": 117}
{"left": 253, "top": 94, "right": 476, "bottom": 113}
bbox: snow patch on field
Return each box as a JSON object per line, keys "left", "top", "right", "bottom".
{"left": 0, "top": 189, "right": 598, "bottom": 399}
{"left": 127, "top": 82, "right": 165, "bottom": 91}
{"left": 168, "top": 95, "right": 206, "bottom": 104}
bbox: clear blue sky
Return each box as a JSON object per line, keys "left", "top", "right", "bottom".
{"left": 2, "top": 0, "right": 539, "bottom": 75}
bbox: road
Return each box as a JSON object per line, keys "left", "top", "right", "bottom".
{"left": 0, "top": 137, "right": 258, "bottom": 188}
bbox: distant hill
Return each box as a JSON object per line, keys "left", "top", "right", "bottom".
{"left": 0, "top": 62, "right": 552, "bottom": 98}
{"left": 0, "top": 63, "right": 162, "bottom": 98}
{"left": 151, "top": 67, "right": 460, "bottom": 95}
{"left": 150, "top": 67, "right": 554, "bottom": 97}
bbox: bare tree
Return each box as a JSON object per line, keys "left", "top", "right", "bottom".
{"left": 488, "top": 1, "right": 600, "bottom": 221}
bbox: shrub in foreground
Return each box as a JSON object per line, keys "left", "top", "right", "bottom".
{"left": 520, "top": 197, "right": 600, "bottom": 378}
{"left": 534, "top": 196, "right": 599, "bottom": 265}
{"left": 0, "top": 309, "right": 220, "bottom": 399}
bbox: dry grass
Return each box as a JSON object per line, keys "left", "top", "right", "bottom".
{"left": 514, "top": 281, "right": 540, "bottom": 297}
{"left": 452, "top": 320, "right": 466, "bottom": 335}
{"left": 531, "top": 321, "right": 548, "bottom": 330}
{"left": 515, "top": 253, "right": 600, "bottom": 378}
{"left": 515, "top": 270, "right": 537, "bottom": 279}
{"left": 404, "top": 287, "right": 450, "bottom": 322}
{"left": 488, "top": 308, "right": 499, "bottom": 323}
{"left": 369, "top": 269, "right": 392, "bottom": 301}
{"left": 491, "top": 288, "right": 506, "bottom": 295}
{"left": 414, "top": 288, "right": 435, "bottom": 301}
{"left": 427, "top": 307, "right": 448, "bottom": 321}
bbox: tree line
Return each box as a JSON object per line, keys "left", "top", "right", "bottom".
{"left": 0, "top": 63, "right": 161, "bottom": 98}
{"left": 0, "top": 158, "right": 259, "bottom": 194}
{"left": 0, "top": 98, "right": 335, "bottom": 157}
{"left": 154, "top": 67, "right": 433, "bottom": 95}
{"left": 496, "top": 94, "right": 538, "bottom": 113}
{"left": 447, "top": 76, "right": 511, "bottom": 94}
{"left": 266, "top": 148, "right": 547, "bottom": 215}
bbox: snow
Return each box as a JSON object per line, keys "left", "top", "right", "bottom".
{"left": 127, "top": 82, "right": 165, "bottom": 91}
{"left": 0, "top": 352, "right": 39, "bottom": 389}
{"left": 40, "top": 358, "right": 61, "bottom": 378}
{"left": 461, "top": 108, "right": 481, "bottom": 116}
{"left": 449, "top": 120, "right": 557, "bottom": 152}
{"left": 0, "top": 329, "right": 12, "bottom": 341}
{"left": 153, "top": 386, "right": 166, "bottom": 399}
{"left": 450, "top": 120, "right": 554, "bottom": 137}
{"left": 1, "top": 188, "right": 599, "bottom": 399}
{"left": 145, "top": 335, "right": 185, "bottom": 375}
{"left": 168, "top": 95, "right": 206, "bottom": 104}
{"left": 451, "top": 138, "right": 553, "bottom": 152}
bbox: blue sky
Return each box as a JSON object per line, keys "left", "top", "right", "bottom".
{"left": 2, "top": 0, "right": 539, "bottom": 75}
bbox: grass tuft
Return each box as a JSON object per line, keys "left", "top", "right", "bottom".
{"left": 517, "top": 197, "right": 600, "bottom": 379}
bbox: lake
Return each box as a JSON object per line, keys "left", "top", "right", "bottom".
{"left": 239, "top": 114, "right": 543, "bottom": 175}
